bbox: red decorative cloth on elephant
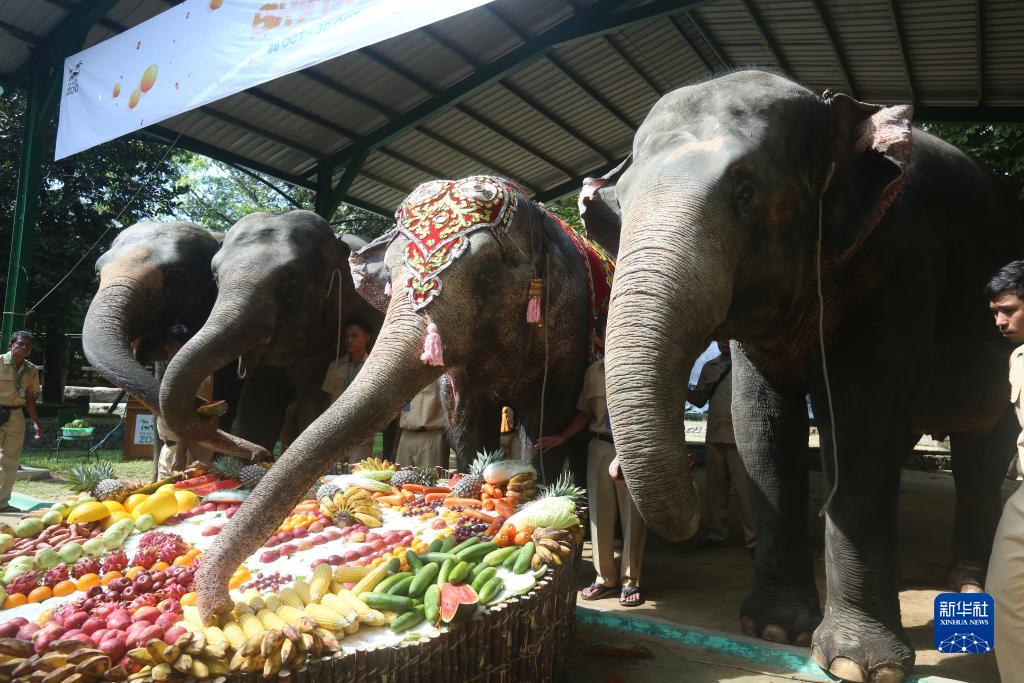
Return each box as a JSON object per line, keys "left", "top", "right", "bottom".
{"left": 394, "top": 176, "right": 517, "bottom": 311}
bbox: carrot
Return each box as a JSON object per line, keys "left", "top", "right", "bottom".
{"left": 422, "top": 487, "right": 451, "bottom": 494}
{"left": 424, "top": 492, "right": 449, "bottom": 503}
{"left": 514, "top": 530, "right": 532, "bottom": 546}
{"left": 401, "top": 484, "right": 426, "bottom": 493}
{"left": 401, "top": 489, "right": 416, "bottom": 503}
{"left": 482, "top": 483, "right": 496, "bottom": 497}
{"left": 481, "top": 498, "right": 494, "bottom": 511}
{"left": 378, "top": 494, "right": 403, "bottom": 506}
{"left": 493, "top": 498, "right": 515, "bottom": 518}
{"left": 485, "top": 517, "right": 504, "bottom": 537}
{"left": 442, "top": 497, "right": 483, "bottom": 508}
{"left": 464, "top": 508, "right": 497, "bottom": 522}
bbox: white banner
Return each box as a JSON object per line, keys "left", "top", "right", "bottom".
{"left": 56, "top": 0, "right": 495, "bottom": 160}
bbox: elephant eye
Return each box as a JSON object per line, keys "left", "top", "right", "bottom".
{"left": 733, "top": 179, "right": 758, "bottom": 219}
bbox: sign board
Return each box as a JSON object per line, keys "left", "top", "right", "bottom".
{"left": 134, "top": 414, "right": 155, "bottom": 446}
{"left": 56, "top": 0, "right": 496, "bottom": 159}
{"left": 123, "top": 399, "right": 157, "bottom": 459}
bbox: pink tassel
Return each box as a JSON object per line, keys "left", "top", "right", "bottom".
{"left": 384, "top": 280, "right": 392, "bottom": 297}
{"left": 526, "top": 278, "right": 544, "bottom": 324}
{"left": 421, "top": 323, "right": 444, "bottom": 366}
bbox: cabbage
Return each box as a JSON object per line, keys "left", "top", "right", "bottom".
{"left": 506, "top": 496, "right": 579, "bottom": 530}
{"left": 341, "top": 475, "right": 393, "bottom": 493}
{"left": 483, "top": 460, "right": 536, "bottom": 485}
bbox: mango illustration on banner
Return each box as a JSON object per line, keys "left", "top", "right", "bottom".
{"left": 121, "top": 65, "right": 157, "bottom": 110}
{"left": 112, "top": 82, "right": 120, "bottom": 98}
{"left": 210, "top": 0, "right": 223, "bottom": 9}
{"left": 140, "top": 64, "right": 158, "bottom": 92}
{"left": 128, "top": 89, "right": 140, "bottom": 109}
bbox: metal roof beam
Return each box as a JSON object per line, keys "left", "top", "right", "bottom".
{"left": 359, "top": 170, "right": 411, "bottom": 196}
{"left": 684, "top": 11, "right": 730, "bottom": 69}
{"left": 976, "top": 0, "right": 985, "bottom": 105}
{"left": 887, "top": 0, "right": 917, "bottom": 104}
{"left": 667, "top": 15, "right": 713, "bottom": 73}
{"left": 301, "top": 69, "right": 399, "bottom": 117}
{"left": 10, "top": 0, "right": 121, "bottom": 84}
{"left": 40, "top": 0, "right": 127, "bottom": 36}
{"left": 325, "top": 0, "right": 710, "bottom": 169}
{"left": 535, "top": 158, "right": 627, "bottom": 203}
{"left": 244, "top": 88, "right": 357, "bottom": 141}
{"left": 808, "top": 0, "right": 857, "bottom": 98}
{"left": 0, "top": 20, "right": 42, "bottom": 45}
{"left": 414, "top": 127, "right": 537, "bottom": 192}
{"left": 602, "top": 35, "right": 663, "bottom": 95}
{"left": 377, "top": 147, "right": 448, "bottom": 180}
{"left": 198, "top": 106, "right": 324, "bottom": 160}
{"left": 737, "top": 0, "right": 789, "bottom": 73}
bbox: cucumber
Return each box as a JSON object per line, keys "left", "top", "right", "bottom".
{"left": 532, "top": 564, "right": 549, "bottom": 580}
{"left": 502, "top": 548, "right": 520, "bottom": 570}
{"left": 424, "top": 584, "right": 441, "bottom": 625}
{"left": 406, "top": 549, "right": 423, "bottom": 572}
{"left": 478, "top": 576, "right": 504, "bottom": 605}
{"left": 471, "top": 567, "right": 497, "bottom": 593}
{"left": 456, "top": 541, "right": 497, "bottom": 562}
{"left": 375, "top": 571, "right": 412, "bottom": 593}
{"left": 514, "top": 542, "right": 535, "bottom": 574}
{"left": 482, "top": 546, "right": 518, "bottom": 566}
{"left": 440, "top": 535, "right": 457, "bottom": 552}
{"left": 387, "top": 575, "right": 415, "bottom": 596}
{"left": 418, "top": 552, "right": 457, "bottom": 565}
{"left": 449, "top": 536, "right": 481, "bottom": 554}
{"left": 362, "top": 592, "right": 414, "bottom": 612}
{"left": 427, "top": 538, "right": 443, "bottom": 553}
{"left": 447, "top": 560, "right": 471, "bottom": 585}
{"left": 437, "top": 557, "right": 455, "bottom": 587}
{"left": 470, "top": 563, "right": 489, "bottom": 580}
{"left": 510, "top": 576, "right": 537, "bottom": 596}
{"left": 409, "top": 563, "right": 440, "bottom": 598}
{"left": 390, "top": 605, "right": 426, "bottom": 633}
{"left": 386, "top": 557, "right": 402, "bottom": 575}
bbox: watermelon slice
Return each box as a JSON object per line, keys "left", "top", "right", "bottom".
{"left": 439, "top": 583, "right": 479, "bottom": 623}
{"left": 190, "top": 479, "right": 241, "bottom": 496}
{"left": 174, "top": 474, "right": 219, "bottom": 489}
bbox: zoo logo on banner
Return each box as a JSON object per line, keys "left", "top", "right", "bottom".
{"left": 933, "top": 593, "right": 994, "bottom": 654}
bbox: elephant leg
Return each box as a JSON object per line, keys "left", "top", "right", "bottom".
{"left": 381, "top": 418, "right": 400, "bottom": 462}
{"left": 809, "top": 389, "right": 915, "bottom": 682}
{"left": 948, "top": 408, "right": 1018, "bottom": 591}
{"left": 731, "top": 346, "right": 820, "bottom": 647}
{"left": 446, "top": 391, "right": 501, "bottom": 472}
{"left": 233, "top": 367, "right": 292, "bottom": 454}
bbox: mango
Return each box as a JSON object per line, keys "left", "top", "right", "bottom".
{"left": 58, "top": 543, "right": 83, "bottom": 564}
{"left": 0, "top": 534, "right": 13, "bottom": 552}
{"left": 133, "top": 513, "right": 155, "bottom": 532}
{"left": 40, "top": 510, "right": 62, "bottom": 527}
{"left": 14, "top": 518, "right": 43, "bottom": 538}
{"left": 67, "top": 502, "right": 110, "bottom": 524}
{"left": 173, "top": 490, "right": 200, "bottom": 514}
{"left": 124, "top": 494, "right": 148, "bottom": 513}
{"left": 82, "top": 538, "right": 106, "bottom": 557}
{"left": 133, "top": 491, "right": 177, "bottom": 526}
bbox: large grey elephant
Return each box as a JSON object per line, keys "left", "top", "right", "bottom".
{"left": 600, "top": 70, "right": 1022, "bottom": 682}
{"left": 195, "top": 176, "right": 609, "bottom": 619}
{"left": 159, "top": 210, "right": 385, "bottom": 461}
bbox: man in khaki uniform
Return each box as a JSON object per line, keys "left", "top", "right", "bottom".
{"left": 323, "top": 320, "right": 374, "bottom": 464}
{"left": 0, "top": 331, "right": 44, "bottom": 512}
{"left": 537, "top": 317, "right": 647, "bottom": 606}
{"left": 157, "top": 326, "right": 213, "bottom": 478}
{"left": 689, "top": 342, "right": 756, "bottom": 550}
{"left": 985, "top": 261, "right": 1024, "bottom": 680}
{"left": 396, "top": 383, "right": 448, "bottom": 468}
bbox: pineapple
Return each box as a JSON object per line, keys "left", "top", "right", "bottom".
{"left": 240, "top": 463, "right": 268, "bottom": 490}
{"left": 66, "top": 462, "right": 112, "bottom": 494}
{"left": 315, "top": 480, "right": 341, "bottom": 502}
{"left": 389, "top": 466, "right": 438, "bottom": 489}
{"left": 93, "top": 478, "right": 135, "bottom": 502}
{"left": 211, "top": 456, "right": 244, "bottom": 480}
{"left": 540, "top": 470, "right": 586, "bottom": 506}
{"left": 452, "top": 449, "right": 504, "bottom": 499}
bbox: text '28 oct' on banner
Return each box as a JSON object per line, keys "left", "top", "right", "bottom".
{"left": 55, "top": 0, "right": 497, "bottom": 160}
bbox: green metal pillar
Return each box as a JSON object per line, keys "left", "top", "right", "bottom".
{"left": 2, "top": 62, "right": 57, "bottom": 343}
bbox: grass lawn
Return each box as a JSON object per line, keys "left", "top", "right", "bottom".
{"left": 14, "top": 450, "right": 153, "bottom": 504}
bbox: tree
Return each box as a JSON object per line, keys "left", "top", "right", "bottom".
{"left": 0, "top": 90, "right": 186, "bottom": 401}
{"left": 923, "top": 123, "right": 1024, "bottom": 200}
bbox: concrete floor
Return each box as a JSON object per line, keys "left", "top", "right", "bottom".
{"left": 570, "top": 468, "right": 1014, "bottom": 682}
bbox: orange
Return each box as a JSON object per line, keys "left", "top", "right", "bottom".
{"left": 151, "top": 562, "right": 170, "bottom": 572}
{"left": 75, "top": 573, "right": 100, "bottom": 591}
{"left": 124, "top": 566, "right": 144, "bottom": 580}
{"left": 172, "top": 556, "right": 191, "bottom": 567}
{"left": 232, "top": 566, "right": 251, "bottom": 581}
{"left": 27, "top": 586, "right": 53, "bottom": 603}
{"left": 4, "top": 593, "right": 26, "bottom": 608}
{"left": 227, "top": 575, "right": 245, "bottom": 590}
{"left": 100, "top": 571, "right": 121, "bottom": 586}
{"left": 179, "top": 592, "right": 197, "bottom": 606}
{"left": 52, "top": 580, "right": 76, "bottom": 597}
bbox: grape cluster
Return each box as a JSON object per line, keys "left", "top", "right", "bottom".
{"left": 401, "top": 497, "right": 444, "bottom": 517}
{"left": 452, "top": 521, "right": 489, "bottom": 543}
{"left": 242, "top": 571, "right": 294, "bottom": 592}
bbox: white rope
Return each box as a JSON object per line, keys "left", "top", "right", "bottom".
{"left": 816, "top": 161, "right": 839, "bottom": 517}
{"left": 325, "top": 268, "right": 344, "bottom": 362}
{"left": 537, "top": 250, "right": 551, "bottom": 483}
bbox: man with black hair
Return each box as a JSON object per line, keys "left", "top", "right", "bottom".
{"left": 0, "top": 331, "right": 43, "bottom": 512}
{"left": 322, "top": 318, "right": 374, "bottom": 464}
{"left": 986, "top": 259, "right": 1024, "bottom": 679}
{"left": 157, "top": 325, "right": 213, "bottom": 477}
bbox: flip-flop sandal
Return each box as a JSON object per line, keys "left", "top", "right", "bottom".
{"left": 619, "top": 586, "right": 644, "bottom": 607}
{"left": 581, "top": 582, "right": 619, "bottom": 600}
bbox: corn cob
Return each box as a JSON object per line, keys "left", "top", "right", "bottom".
{"left": 278, "top": 587, "right": 306, "bottom": 610}
{"left": 263, "top": 593, "right": 282, "bottom": 612}
{"left": 320, "top": 593, "right": 358, "bottom": 622}
{"left": 303, "top": 603, "right": 350, "bottom": 631}
{"left": 242, "top": 589, "right": 265, "bottom": 611}
{"left": 351, "top": 562, "right": 388, "bottom": 595}
{"left": 181, "top": 605, "right": 205, "bottom": 633}
{"left": 238, "top": 612, "right": 266, "bottom": 640}
{"left": 257, "top": 608, "right": 288, "bottom": 631}
{"left": 292, "top": 579, "right": 312, "bottom": 604}
{"left": 334, "top": 589, "right": 386, "bottom": 626}
{"left": 204, "top": 625, "right": 228, "bottom": 649}
{"left": 221, "top": 622, "right": 247, "bottom": 651}
{"left": 310, "top": 564, "right": 333, "bottom": 602}
{"left": 276, "top": 603, "right": 317, "bottom": 631}
{"left": 332, "top": 565, "right": 371, "bottom": 583}
{"left": 232, "top": 599, "right": 254, "bottom": 616}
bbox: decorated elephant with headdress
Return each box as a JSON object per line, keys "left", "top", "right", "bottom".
{"left": 195, "top": 176, "right": 614, "bottom": 618}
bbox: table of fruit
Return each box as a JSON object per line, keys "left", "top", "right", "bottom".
{"left": 0, "top": 453, "right": 584, "bottom": 682}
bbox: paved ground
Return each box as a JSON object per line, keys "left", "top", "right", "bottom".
{"left": 570, "top": 468, "right": 1013, "bottom": 682}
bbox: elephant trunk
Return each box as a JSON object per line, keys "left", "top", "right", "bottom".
{"left": 196, "top": 292, "right": 440, "bottom": 621}
{"left": 82, "top": 279, "right": 161, "bottom": 414}
{"left": 160, "top": 285, "right": 274, "bottom": 459}
{"left": 605, "top": 189, "right": 733, "bottom": 541}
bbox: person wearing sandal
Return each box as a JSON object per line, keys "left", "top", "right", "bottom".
{"left": 536, "top": 315, "right": 647, "bottom": 607}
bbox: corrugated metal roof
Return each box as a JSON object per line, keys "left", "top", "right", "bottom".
{"left": 2, "top": 0, "right": 1023, "bottom": 216}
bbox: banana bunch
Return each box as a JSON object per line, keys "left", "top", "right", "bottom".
{"left": 0, "top": 638, "right": 127, "bottom": 683}
{"left": 126, "top": 632, "right": 229, "bottom": 681}
{"left": 506, "top": 472, "right": 538, "bottom": 502}
{"left": 530, "top": 525, "right": 583, "bottom": 569}
{"left": 353, "top": 457, "right": 397, "bottom": 473}
{"left": 318, "top": 487, "right": 382, "bottom": 528}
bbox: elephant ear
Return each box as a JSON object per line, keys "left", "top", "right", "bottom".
{"left": 824, "top": 94, "right": 912, "bottom": 267}
{"left": 349, "top": 229, "right": 396, "bottom": 312}
{"left": 578, "top": 155, "right": 630, "bottom": 258}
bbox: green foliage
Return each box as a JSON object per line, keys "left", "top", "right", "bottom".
{"left": 923, "top": 123, "right": 1024, "bottom": 200}
{"left": 543, "top": 197, "right": 584, "bottom": 237}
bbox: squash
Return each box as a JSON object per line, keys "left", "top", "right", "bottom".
{"left": 66, "top": 501, "right": 110, "bottom": 524}
{"left": 132, "top": 490, "right": 178, "bottom": 526}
